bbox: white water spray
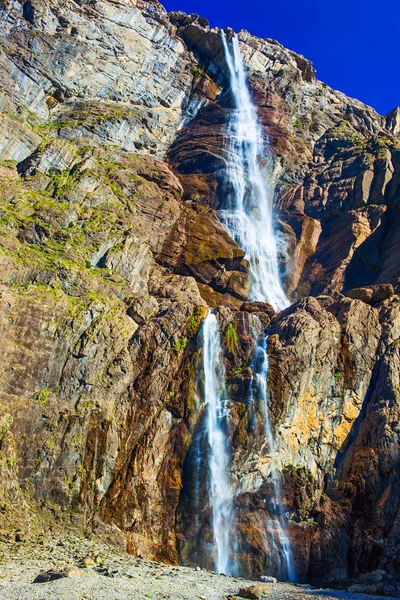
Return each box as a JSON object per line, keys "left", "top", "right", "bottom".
{"left": 202, "top": 311, "right": 235, "bottom": 575}
{"left": 221, "top": 32, "right": 289, "bottom": 311}
{"left": 253, "top": 331, "right": 295, "bottom": 581}
{"left": 221, "top": 33, "right": 295, "bottom": 580}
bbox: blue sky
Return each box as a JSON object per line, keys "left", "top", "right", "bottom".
{"left": 162, "top": 0, "right": 399, "bottom": 116}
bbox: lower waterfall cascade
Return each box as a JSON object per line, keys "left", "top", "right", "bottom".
{"left": 251, "top": 324, "right": 296, "bottom": 582}
{"left": 188, "top": 32, "right": 295, "bottom": 580}
{"left": 201, "top": 312, "right": 236, "bottom": 575}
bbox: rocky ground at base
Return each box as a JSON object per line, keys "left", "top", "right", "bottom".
{"left": 0, "top": 536, "right": 396, "bottom": 600}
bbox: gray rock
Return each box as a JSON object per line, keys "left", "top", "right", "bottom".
{"left": 33, "top": 568, "right": 80, "bottom": 583}
{"left": 259, "top": 575, "right": 277, "bottom": 583}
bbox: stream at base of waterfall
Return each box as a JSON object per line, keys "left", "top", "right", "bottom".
{"left": 190, "top": 32, "right": 295, "bottom": 581}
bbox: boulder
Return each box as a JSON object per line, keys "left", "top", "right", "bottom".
{"left": 240, "top": 301, "right": 275, "bottom": 319}
{"left": 81, "top": 556, "right": 96, "bottom": 567}
{"left": 260, "top": 575, "right": 277, "bottom": 583}
{"left": 348, "top": 570, "right": 400, "bottom": 598}
{"left": 237, "top": 584, "right": 270, "bottom": 599}
{"left": 33, "top": 567, "right": 82, "bottom": 583}
{"left": 346, "top": 283, "right": 395, "bottom": 304}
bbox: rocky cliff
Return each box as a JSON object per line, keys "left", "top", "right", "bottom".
{"left": 0, "top": 0, "right": 399, "bottom": 591}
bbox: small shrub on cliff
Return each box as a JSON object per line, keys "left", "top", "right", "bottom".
{"left": 224, "top": 322, "right": 239, "bottom": 355}
{"left": 33, "top": 386, "right": 51, "bottom": 405}
{"left": 173, "top": 337, "right": 187, "bottom": 351}
{"left": 186, "top": 305, "right": 207, "bottom": 337}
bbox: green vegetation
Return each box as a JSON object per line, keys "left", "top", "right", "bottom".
{"left": 173, "top": 337, "right": 188, "bottom": 351}
{"left": 0, "top": 416, "right": 13, "bottom": 443}
{"left": 190, "top": 62, "right": 204, "bottom": 77}
{"left": 33, "top": 386, "right": 51, "bottom": 405}
{"left": 337, "top": 120, "right": 365, "bottom": 145}
{"left": 224, "top": 322, "right": 239, "bottom": 354}
{"left": 186, "top": 305, "right": 207, "bottom": 337}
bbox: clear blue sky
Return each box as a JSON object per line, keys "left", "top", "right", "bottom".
{"left": 162, "top": 0, "right": 399, "bottom": 116}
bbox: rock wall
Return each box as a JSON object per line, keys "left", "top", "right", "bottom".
{"left": 0, "top": 0, "right": 399, "bottom": 590}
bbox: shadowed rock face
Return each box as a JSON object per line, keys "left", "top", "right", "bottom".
{"left": 0, "top": 0, "right": 399, "bottom": 590}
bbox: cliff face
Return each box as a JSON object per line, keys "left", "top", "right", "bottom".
{"left": 0, "top": 0, "right": 399, "bottom": 590}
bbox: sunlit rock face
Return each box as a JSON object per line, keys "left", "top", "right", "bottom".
{"left": 0, "top": 0, "right": 399, "bottom": 589}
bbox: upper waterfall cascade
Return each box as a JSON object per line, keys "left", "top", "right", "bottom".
{"left": 221, "top": 33, "right": 289, "bottom": 312}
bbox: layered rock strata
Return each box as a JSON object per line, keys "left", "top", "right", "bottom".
{"left": 0, "top": 0, "right": 399, "bottom": 590}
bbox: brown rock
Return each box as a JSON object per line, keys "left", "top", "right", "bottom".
{"left": 159, "top": 208, "right": 251, "bottom": 300}
{"left": 81, "top": 556, "right": 96, "bottom": 567}
{"left": 65, "top": 566, "right": 83, "bottom": 578}
{"left": 345, "top": 283, "right": 395, "bottom": 304}
{"left": 193, "top": 72, "right": 222, "bottom": 101}
{"left": 238, "top": 584, "right": 270, "bottom": 599}
{"left": 240, "top": 302, "right": 275, "bottom": 319}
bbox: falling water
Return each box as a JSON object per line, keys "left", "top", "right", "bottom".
{"left": 253, "top": 329, "right": 295, "bottom": 581}
{"left": 221, "top": 32, "right": 295, "bottom": 580}
{"left": 202, "top": 311, "right": 236, "bottom": 575}
{"left": 221, "top": 32, "right": 289, "bottom": 311}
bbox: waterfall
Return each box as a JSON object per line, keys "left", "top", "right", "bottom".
{"left": 221, "top": 32, "right": 289, "bottom": 311}
{"left": 221, "top": 32, "right": 295, "bottom": 581}
{"left": 253, "top": 329, "right": 295, "bottom": 581}
{"left": 189, "top": 31, "right": 294, "bottom": 582}
{"left": 202, "top": 311, "right": 236, "bottom": 575}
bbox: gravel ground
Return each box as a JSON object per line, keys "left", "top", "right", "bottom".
{"left": 0, "top": 535, "right": 393, "bottom": 600}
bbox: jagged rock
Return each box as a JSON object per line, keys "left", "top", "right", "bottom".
{"left": 159, "top": 208, "right": 250, "bottom": 300}
{"left": 386, "top": 107, "right": 400, "bottom": 136}
{"left": 0, "top": 0, "right": 214, "bottom": 156}
{"left": 240, "top": 302, "right": 275, "bottom": 318}
{"left": 178, "top": 22, "right": 224, "bottom": 59}
{"left": 0, "top": 114, "right": 42, "bottom": 162}
{"left": 33, "top": 568, "right": 76, "bottom": 582}
{"left": 192, "top": 73, "right": 222, "bottom": 101}
{"left": 345, "top": 283, "right": 394, "bottom": 304}
{"left": 348, "top": 570, "right": 400, "bottom": 597}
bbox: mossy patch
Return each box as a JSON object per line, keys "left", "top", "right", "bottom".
{"left": 186, "top": 305, "right": 208, "bottom": 337}
{"left": 224, "top": 322, "right": 239, "bottom": 355}
{"left": 173, "top": 337, "right": 188, "bottom": 352}
{"left": 32, "top": 386, "right": 52, "bottom": 405}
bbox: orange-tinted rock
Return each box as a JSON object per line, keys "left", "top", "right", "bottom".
{"left": 159, "top": 208, "right": 251, "bottom": 300}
